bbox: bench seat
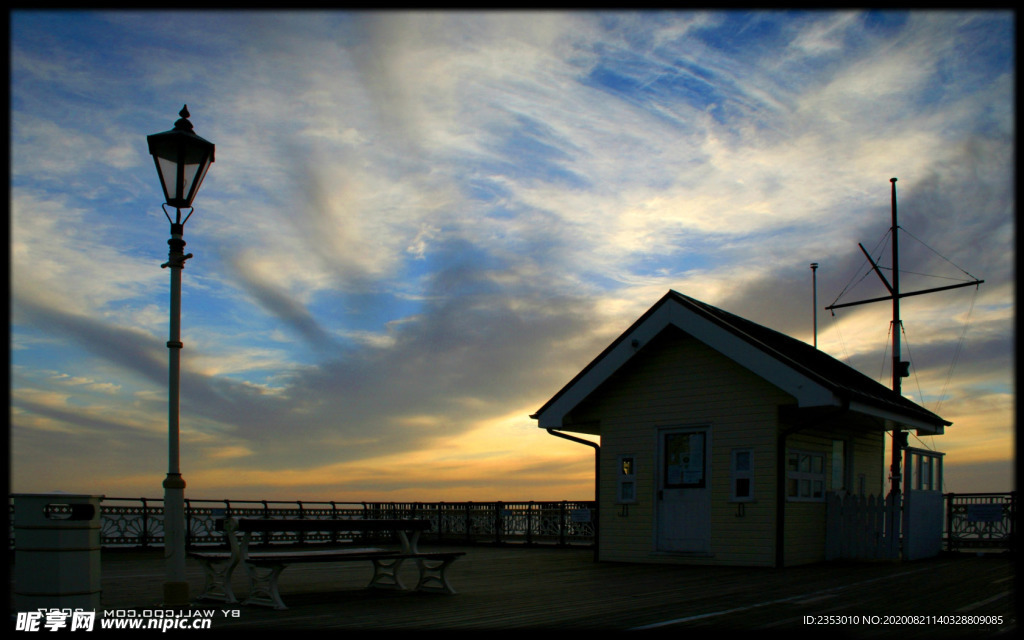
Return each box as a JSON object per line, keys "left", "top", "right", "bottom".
{"left": 189, "top": 518, "right": 464, "bottom": 609}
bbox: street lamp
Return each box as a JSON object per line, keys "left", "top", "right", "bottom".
{"left": 147, "top": 105, "right": 215, "bottom": 606}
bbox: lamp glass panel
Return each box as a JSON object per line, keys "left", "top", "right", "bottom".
{"left": 185, "top": 160, "right": 211, "bottom": 203}
{"left": 155, "top": 156, "right": 178, "bottom": 203}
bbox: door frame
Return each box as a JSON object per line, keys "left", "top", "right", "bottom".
{"left": 654, "top": 425, "right": 712, "bottom": 554}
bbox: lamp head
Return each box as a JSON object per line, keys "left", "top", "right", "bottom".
{"left": 147, "top": 105, "right": 215, "bottom": 211}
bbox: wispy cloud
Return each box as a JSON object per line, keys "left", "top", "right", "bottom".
{"left": 10, "top": 10, "right": 1014, "bottom": 499}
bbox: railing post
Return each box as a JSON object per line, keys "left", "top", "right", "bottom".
{"left": 945, "top": 493, "right": 954, "bottom": 552}
{"left": 330, "top": 502, "right": 339, "bottom": 544}
{"left": 560, "top": 501, "right": 567, "bottom": 546}
{"left": 1009, "top": 492, "right": 1017, "bottom": 554}
{"left": 412, "top": 503, "right": 424, "bottom": 542}
{"left": 526, "top": 502, "right": 534, "bottom": 545}
{"left": 139, "top": 498, "right": 150, "bottom": 548}
{"left": 260, "top": 500, "right": 269, "bottom": 546}
{"left": 183, "top": 499, "right": 192, "bottom": 550}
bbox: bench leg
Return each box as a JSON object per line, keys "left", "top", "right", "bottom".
{"left": 414, "top": 557, "right": 458, "bottom": 594}
{"left": 368, "top": 558, "right": 407, "bottom": 590}
{"left": 242, "top": 563, "right": 289, "bottom": 610}
{"left": 192, "top": 557, "right": 240, "bottom": 605}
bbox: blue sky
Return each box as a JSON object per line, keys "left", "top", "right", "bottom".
{"left": 10, "top": 11, "right": 1014, "bottom": 501}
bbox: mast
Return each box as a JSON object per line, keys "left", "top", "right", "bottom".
{"left": 824, "top": 178, "right": 983, "bottom": 499}
{"left": 889, "top": 178, "right": 905, "bottom": 498}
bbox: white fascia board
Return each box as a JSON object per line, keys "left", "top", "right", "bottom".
{"left": 846, "top": 400, "right": 947, "bottom": 435}
{"left": 535, "top": 305, "right": 671, "bottom": 429}
{"left": 535, "top": 300, "right": 839, "bottom": 429}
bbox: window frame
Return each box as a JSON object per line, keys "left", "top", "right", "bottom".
{"left": 786, "top": 449, "right": 826, "bottom": 502}
{"left": 616, "top": 454, "right": 638, "bottom": 504}
{"left": 729, "top": 448, "right": 754, "bottom": 502}
{"left": 831, "top": 438, "right": 852, "bottom": 495}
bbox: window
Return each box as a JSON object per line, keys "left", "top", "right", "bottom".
{"left": 908, "top": 450, "right": 943, "bottom": 492}
{"left": 918, "top": 455, "right": 933, "bottom": 491}
{"left": 616, "top": 455, "right": 637, "bottom": 504}
{"left": 786, "top": 451, "right": 825, "bottom": 501}
{"left": 730, "top": 449, "right": 754, "bottom": 501}
{"left": 831, "top": 439, "right": 849, "bottom": 493}
{"left": 663, "top": 431, "right": 706, "bottom": 489}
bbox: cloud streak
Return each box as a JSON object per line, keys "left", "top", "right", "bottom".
{"left": 10, "top": 10, "right": 1014, "bottom": 499}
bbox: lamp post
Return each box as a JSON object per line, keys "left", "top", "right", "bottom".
{"left": 147, "top": 105, "right": 215, "bottom": 606}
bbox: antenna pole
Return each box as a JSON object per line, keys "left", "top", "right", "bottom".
{"left": 810, "top": 263, "right": 819, "bottom": 348}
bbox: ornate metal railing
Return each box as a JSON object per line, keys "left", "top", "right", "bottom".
{"left": 9, "top": 497, "right": 596, "bottom": 549}
{"left": 15, "top": 492, "right": 1010, "bottom": 553}
{"left": 945, "top": 492, "right": 1016, "bottom": 552}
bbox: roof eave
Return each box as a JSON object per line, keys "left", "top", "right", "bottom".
{"left": 531, "top": 290, "right": 950, "bottom": 436}
{"left": 532, "top": 292, "right": 840, "bottom": 428}
{"left": 847, "top": 399, "right": 950, "bottom": 435}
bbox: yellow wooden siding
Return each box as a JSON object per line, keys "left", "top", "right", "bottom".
{"left": 782, "top": 428, "right": 885, "bottom": 566}
{"left": 574, "top": 327, "right": 791, "bottom": 566}
{"left": 852, "top": 433, "right": 886, "bottom": 496}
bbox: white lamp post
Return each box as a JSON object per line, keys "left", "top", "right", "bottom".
{"left": 147, "top": 105, "right": 215, "bottom": 606}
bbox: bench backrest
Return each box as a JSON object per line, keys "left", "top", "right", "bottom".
{"left": 211, "top": 517, "right": 430, "bottom": 557}
{"left": 214, "top": 518, "right": 432, "bottom": 533}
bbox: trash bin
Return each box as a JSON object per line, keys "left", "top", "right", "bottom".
{"left": 13, "top": 493, "right": 104, "bottom": 612}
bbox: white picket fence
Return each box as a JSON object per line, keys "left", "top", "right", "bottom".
{"left": 825, "top": 493, "right": 901, "bottom": 560}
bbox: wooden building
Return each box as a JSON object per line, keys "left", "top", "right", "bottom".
{"left": 532, "top": 291, "right": 949, "bottom": 567}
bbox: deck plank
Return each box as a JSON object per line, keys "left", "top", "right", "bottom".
{"left": 10, "top": 545, "right": 1016, "bottom": 633}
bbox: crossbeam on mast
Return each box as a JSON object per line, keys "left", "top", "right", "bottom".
{"left": 823, "top": 178, "right": 983, "bottom": 509}
{"left": 825, "top": 279, "right": 984, "bottom": 312}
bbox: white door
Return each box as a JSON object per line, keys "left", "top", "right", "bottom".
{"left": 656, "top": 427, "right": 711, "bottom": 553}
{"left": 903, "top": 448, "right": 945, "bottom": 560}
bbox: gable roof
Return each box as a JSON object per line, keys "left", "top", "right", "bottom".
{"left": 532, "top": 290, "right": 949, "bottom": 434}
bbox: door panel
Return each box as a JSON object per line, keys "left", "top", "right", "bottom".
{"left": 656, "top": 428, "right": 711, "bottom": 552}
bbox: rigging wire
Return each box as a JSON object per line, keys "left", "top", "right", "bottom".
{"left": 899, "top": 226, "right": 982, "bottom": 281}
{"left": 828, "top": 224, "right": 981, "bottom": 401}
{"left": 821, "top": 217, "right": 983, "bottom": 495}
{"left": 829, "top": 267, "right": 875, "bottom": 312}
{"left": 878, "top": 322, "right": 893, "bottom": 385}
{"left": 871, "top": 266, "right": 978, "bottom": 283}
{"left": 827, "top": 312, "right": 853, "bottom": 365}
{"left": 935, "top": 285, "right": 980, "bottom": 416}
{"left": 900, "top": 321, "right": 927, "bottom": 411}
{"left": 899, "top": 322, "right": 937, "bottom": 456}
{"left": 829, "top": 226, "right": 980, "bottom": 313}
{"left": 828, "top": 230, "right": 891, "bottom": 309}
{"left": 827, "top": 311, "right": 851, "bottom": 362}
{"left": 908, "top": 431, "right": 937, "bottom": 453}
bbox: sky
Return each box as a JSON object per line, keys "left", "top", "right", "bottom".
{"left": 9, "top": 10, "right": 1015, "bottom": 503}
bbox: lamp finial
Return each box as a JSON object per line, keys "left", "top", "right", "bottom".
{"left": 173, "top": 105, "right": 194, "bottom": 133}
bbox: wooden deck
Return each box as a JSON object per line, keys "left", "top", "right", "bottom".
{"left": 11, "top": 545, "right": 1016, "bottom": 634}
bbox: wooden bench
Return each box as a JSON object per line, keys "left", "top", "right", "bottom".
{"left": 189, "top": 517, "right": 464, "bottom": 610}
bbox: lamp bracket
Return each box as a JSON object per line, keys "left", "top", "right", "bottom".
{"left": 162, "top": 204, "right": 194, "bottom": 227}
{"left": 161, "top": 253, "right": 194, "bottom": 269}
